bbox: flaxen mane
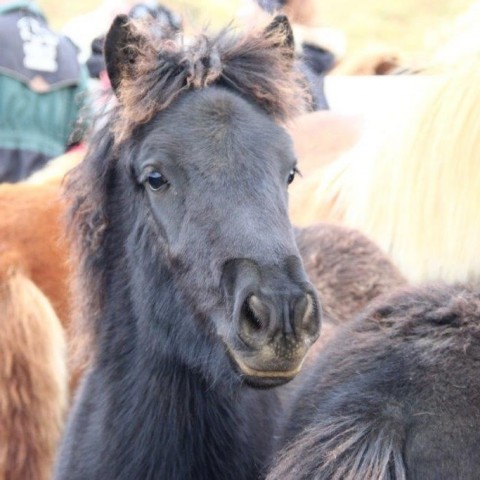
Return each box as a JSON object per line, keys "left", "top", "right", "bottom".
{"left": 294, "top": 61, "right": 480, "bottom": 283}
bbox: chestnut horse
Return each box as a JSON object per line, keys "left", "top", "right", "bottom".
{"left": 0, "top": 155, "right": 74, "bottom": 480}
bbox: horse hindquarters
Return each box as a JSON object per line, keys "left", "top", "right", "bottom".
{"left": 0, "top": 268, "right": 67, "bottom": 480}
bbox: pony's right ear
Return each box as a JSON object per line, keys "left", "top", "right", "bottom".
{"left": 104, "top": 14, "right": 143, "bottom": 95}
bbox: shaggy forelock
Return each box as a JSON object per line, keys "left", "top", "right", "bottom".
{"left": 113, "top": 18, "right": 310, "bottom": 142}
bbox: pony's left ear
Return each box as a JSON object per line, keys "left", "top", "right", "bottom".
{"left": 264, "top": 15, "right": 295, "bottom": 58}
{"left": 104, "top": 14, "right": 145, "bottom": 95}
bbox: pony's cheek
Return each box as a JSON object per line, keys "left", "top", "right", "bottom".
{"left": 146, "top": 193, "right": 186, "bottom": 248}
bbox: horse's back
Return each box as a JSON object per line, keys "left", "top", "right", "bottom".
{"left": 25, "top": 149, "right": 84, "bottom": 186}
{"left": 294, "top": 222, "right": 406, "bottom": 325}
{"left": 0, "top": 180, "right": 72, "bottom": 326}
{"left": 268, "top": 283, "right": 480, "bottom": 480}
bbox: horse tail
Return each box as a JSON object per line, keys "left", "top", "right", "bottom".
{"left": 0, "top": 266, "right": 67, "bottom": 480}
{"left": 268, "top": 414, "right": 406, "bottom": 480}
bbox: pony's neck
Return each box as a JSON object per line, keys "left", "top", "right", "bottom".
{"left": 140, "top": 259, "right": 232, "bottom": 385}
{"left": 93, "top": 259, "right": 277, "bottom": 479}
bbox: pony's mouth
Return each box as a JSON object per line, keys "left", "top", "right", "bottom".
{"left": 226, "top": 347, "right": 306, "bottom": 388}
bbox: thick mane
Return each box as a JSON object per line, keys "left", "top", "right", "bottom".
{"left": 114, "top": 18, "right": 310, "bottom": 142}
{"left": 63, "top": 128, "right": 115, "bottom": 355}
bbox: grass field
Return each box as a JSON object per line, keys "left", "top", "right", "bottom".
{"left": 38, "top": 0, "right": 474, "bottom": 61}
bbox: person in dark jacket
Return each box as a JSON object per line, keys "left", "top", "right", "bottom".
{"left": 0, "top": 0, "right": 89, "bottom": 182}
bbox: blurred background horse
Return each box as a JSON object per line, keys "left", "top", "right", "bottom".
{"left": 290, "top": 62, "right": 480, "bottom": 285}
{"left": 0, "top": 150, "right": 82, "bottom": 480}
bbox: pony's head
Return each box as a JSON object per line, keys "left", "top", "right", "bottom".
{"left": 70, "top": 15, "right": 320, "bottom": 388}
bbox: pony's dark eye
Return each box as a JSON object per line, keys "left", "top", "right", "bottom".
{"left": 287, "top": 168, "right": 299, "bottom": 185}
{"left": 146, "top": 171, "right": 168, "bottom": 191}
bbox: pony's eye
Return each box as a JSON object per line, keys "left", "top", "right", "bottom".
{"left": 146, "top": 171, "right": 168, "bottom": 191}
{"left": 287, "top": 168, "right": 299, "bottom": 185}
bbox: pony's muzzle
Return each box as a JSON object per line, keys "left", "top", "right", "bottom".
{"left": 223, "top": 259, "right": 321, "bottom": 387}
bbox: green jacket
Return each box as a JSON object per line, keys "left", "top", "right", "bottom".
{"left": 0, "top": 1, "right": 89, "bottom": 181}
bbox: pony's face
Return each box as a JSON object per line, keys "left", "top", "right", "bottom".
{"left": 102, "top": 13, "right": 320, "bottom": 387}
{"left": 127, "top": 87, "right": 320, "bottom": 387}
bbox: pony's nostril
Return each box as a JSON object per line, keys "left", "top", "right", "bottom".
{"left": 236, "top": 289, "right": 320, "bottom": 351}
{"left": 244, "top": 295, "right": 268, "bottom": 330}
{"left": 239, "top": 295, "right": 270, "bottom": 342}
{"left": 296, "top": 292, "right": 321, "bottom": 339}
{"left": 242, "top": 297, "right": 262, "bottom": 331}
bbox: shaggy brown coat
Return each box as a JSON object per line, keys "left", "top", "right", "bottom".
{"left": 0, "top": 178, "right": 71, "bottom": 480}
{"left": 268, "top": 283, "right": 480, "bottom": 480}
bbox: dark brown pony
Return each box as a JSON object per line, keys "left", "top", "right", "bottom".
{"left": 55, "top": 14, "right": 323, "bottom": 480}
{"left": 52, "top": 11, "right": 410, "bottom": 478}
{"left": 268, "top": 282, "right": 480, "bottom": 479}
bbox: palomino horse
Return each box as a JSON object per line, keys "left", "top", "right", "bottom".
{"left": 290, "top": 65, "right": 480, "bottom": 284}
